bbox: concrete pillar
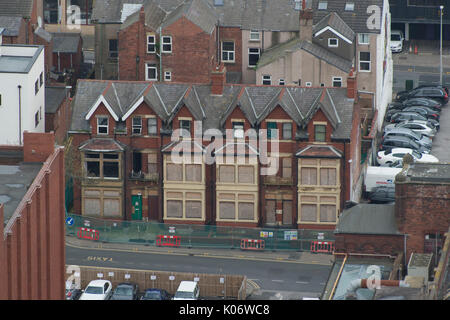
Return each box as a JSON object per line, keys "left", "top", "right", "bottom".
{"left": 405, "top": 22, "right": 409, "bottom": 41}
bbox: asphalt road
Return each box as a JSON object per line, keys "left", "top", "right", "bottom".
{"left": 66, "top": 244, "right": 331, "bottom": 300}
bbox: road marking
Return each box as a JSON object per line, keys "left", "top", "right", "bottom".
{"left": 296, "top": 281, "right": 309, "bottom": 284}
{"left": 276, "top": 257, "right": 284, "bottom": 261}
{"left": 272, "top": 279, "right": 284, "bottom": 283}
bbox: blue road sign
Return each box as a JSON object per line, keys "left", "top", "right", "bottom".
{"left": 66, "top": 217, "right": 74, "bottom": 226}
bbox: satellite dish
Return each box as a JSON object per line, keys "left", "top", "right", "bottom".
{"left": 38, "top": 16, "right": 43, "bottom": 28}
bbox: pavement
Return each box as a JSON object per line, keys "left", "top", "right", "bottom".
{"left": 65, "top": 235, "right": 334, "bottom": 298}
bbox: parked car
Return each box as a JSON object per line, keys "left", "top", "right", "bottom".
{"left": 380, "top": 135, "right": 430, "bottom": 154}
{"left": 402, "top": 106, "right": 439, "bottom": 120}
{"left": 402, "top": 98, "right": 442, "bottom": 111}
{"left": 65, "top": 282, "right": 82, "bottom": 300}
{"left": 390, "top": 30, "right": 404, "bottom": 53}
{"left": 385, "top": 108, "right": 403, "bottom": 122}
{"left": 110, "top": 282, "right": 139, "bottom": 300}
{"left": 79, "top": 280, "right": 113, "bottom": 300}
{"left": 377, "top": 147, "right": 439, "bottom": 166}
{"left": 396, "top": 86, "right": 448, "bottom": 104}
{"left": 382, "top": 127, "right": 432, "bottom": 149}
{"left": 368, "top": 185, "right": 395, "bottom": 203}
{"left": 141, "top": 288, "right": 171, "bottom": 300}
{"left": 384, "top": 120, "right": 437, "bottom": 137}
{"left": 390, "top": 112, "right": 440, "bottom": 130}
{"left": 173, "top": 281, "right": 200, "bottom": 300}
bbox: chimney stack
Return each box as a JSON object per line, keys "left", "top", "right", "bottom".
{"left": 211, "top": 63, "right": 226, "bottom": 95}
{"left": 347, "top": 68, "right": 357, "bottom": 101}
{"left": 299, "top": 0, "right": 313, "bottom": 41}
{"left": 139, "top": 5, "right": 145, "bottom": 24}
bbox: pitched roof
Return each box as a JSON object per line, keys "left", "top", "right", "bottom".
{"left": 79, "top": 138, "right": 127, "bottom": 152}
{"left": 296, "top": 145, "right": 342, "bottom": 158}
{"left": 45, "top": 87, "right": 68, "bottom": 114}
{"left": 120, "top": 2, "right": 167, "bottom": 30}
{"left": 0, "top": 16, "right": 23, "bottom": 36}
{"left": 52, "top": 33, "right": 81, "bottom": 53}
{"left": 0, "top": 0, "right": 34, "bottom": 18}
{"left": 34, "top": 27, "right": 52, "bottom": 43}
{"left": 313, "top": 12, "right": 355, "bottom": 42}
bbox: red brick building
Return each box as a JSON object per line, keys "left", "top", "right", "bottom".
{"left": 0, "top": 132, "right": 65, "bottom": 300}
{"left": 45, "top": 86, "right": 72, "bottom": 144}
{"left": 68, "top": 74, "right": 361, "bottom": 229}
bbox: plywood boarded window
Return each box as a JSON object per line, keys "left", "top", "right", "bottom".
{"left": 282, "top": 158, "right": 292, "bottom": 178}
{"left": 85, "top": 198, "right": 100, "bottom": 216}
{"left": 320, "top": 204, "right": 336, "bottom": 222}
{"left": 219, "top": 202, "right": 235, "bottom": 219}
{"left": 185, "top": 201, "right": 202, "bottom": 218}
{"left": 320, "top": 168, "right": 336, "bottom": 186}
{"left": 166, "top": 163, "right": 182, "bottom": 181}
{"left": 103, "top": 199, "right": 120, "bottom": 217}
{"left": 238, "top": 165, "right": 254, "bottom": 184}
{"left": 219, "top": 165, "right": 235, "bottom": 183}
{"left": 301, "top": 167, "right": 317, "bottom": 185}
{"left": 167, "top": 200, "right": 182, "bottom": 218}
{"left": 185, "top": 164, "right": 202, "bottom": 182}
{"left": 300, "top": 204, "right": 317, "bottom": 222}
{"left": 148, "top": 153, "right": 158, "bottom": 174}
{"left": 282, "top": 200, "right": 292, "bottom": 225}
{"left": 238, "top": 202, "right": 254, "bottom": 220}
{"left": 265, "top": 200, "right": 276, "bottom": 224}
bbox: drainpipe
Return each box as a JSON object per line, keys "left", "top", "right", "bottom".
{"left": 18, "top": 85, "right": 22, "bottom": 145}
{"left": 159, "top": 26, "right": 162, "bottom": 81}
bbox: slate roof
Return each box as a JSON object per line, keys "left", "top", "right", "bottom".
{"left": 71, "top": 80, "right": 355, "bottom": 141}
{"left": 120, "top": 2, "right": 167, "bottom": 30}
{"left": 52, "top": 33, "right": 81, "bottom": 53}
{"left": 313, "top": 12, "right": 355, "bottom": 41}
{"left": 0, "top": 16, "right": 23, "bottom": 36}
{"left": 34, "top": 27, "right": 52, "bottom": 43}
{"left": 0, "top": 0, "right": 34, "bottom": 18}
{"left": 45, "top": 87, "right": 68, "bottom": 114}
{"left": 79, "top": 138, "right": 127, "bottom": 152}
{"left": 334, "top": 204, "right": 400, "bottom": 235}
{"left": 257, "top": 38, "right": 353, "bottom": 73}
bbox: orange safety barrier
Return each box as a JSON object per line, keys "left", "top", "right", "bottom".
{"left": 156, "top": 235, "right": 181, "bottom": 247}
{"left": 310, "top": 241, "right": 334, "bottom": 254}
{"left": 240, "top": 239, "right": 265, "bottom": 251}
{"left": 77, "top": 227, "right": 100, "bottom": 241}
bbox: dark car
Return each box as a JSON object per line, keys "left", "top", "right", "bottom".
{"left": 110, "top": 282, "right": 139, "bottom": 300}
{"left": 402, "top": 106, "right": 439, "bottom": 120}
{"left": 368, "top": 185, "right": 395, "bottom": 203}
{"left": 65, "top": 288, "right": 82, "bottom": 300}
{"left": 141, "top": 289, "right": 172, "bottom": 300}
{"left": 402, "top": 98, "right": 442, "bottom": 111}
{"left": 380, "top": 135, "right": 430, "bottom": 154}
{"left": 385, "top": 108, "right": 402, "bottom": 122}
{"left": 390, "top": 112, "right": 440, "bottom": 129}
{"left": 396, "top": 86, "right": 448, "bottom": 104}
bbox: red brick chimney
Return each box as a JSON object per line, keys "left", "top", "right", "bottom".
{"left": 139, "top": 5, "right": 145, "bottom": 23}
{"left": 347, "top": 68, "right": 357, "bottom": 101}
{"left": 299, "top": 0, "right": 313, "bottom": 41}
{"left": 211, "top": 63, "right": 226, "bottom": 95}
{"left": 23, "top": 131, "right": 55, "bottom": 163}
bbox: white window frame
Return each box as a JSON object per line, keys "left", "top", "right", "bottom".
{"left": 162, "top": 36, "right": 172, "bottom": 53}
{"left": 328, "top": 38, "right": 338, "bottom": 47}
{"left": 249, "top": 30, "right": 260, "bottom": 41}
{"left": 145, "top": 64, "right": 158, "bottom": 81}
{"left": 97, "top": 116, "right": 109, "bottom": 135}
{"left": 318, "top": 1, "right": 328, "bottom": 10}
{"left": 164, "top": 71, "right": 172, "bottom": 82}
{"left": 279, "top": 79, "right": 285, "bottom": 85}
{"left": 359, "top": 51, "right": 371, "bottom": 72}
{"left": 248, "top": 48, "right": 260, "bottom": 67}
{"left": 262, "top": 75, "right": 272, "bottom": 85}
{"left": 132, "top": 116, "right": 142, "bottom": 135}
{"left": 305, "top": 82, "right": 312, "bottom": 87}
{"left": 222, "top": 41, "right": 235, "bottom": 63}
{"left": 147, "top": 35, "right": 156, "bottom": 53}
{"left": 358, "top": 33, "right": 369, "bottom": 45}
{"left": 332, "top": 77, "right": 343, "bottom": 87}
{"left": 232, "top": 121, "right": 244, "bottom": 139}
{"left": 345, "top": 2, "right": 355, "bottom": 11}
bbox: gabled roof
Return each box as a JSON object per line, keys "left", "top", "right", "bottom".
{"left": 296, "top": 145, "right": 343, "bottom": 158}
{"left": 161, "top": 139, "right": 205, "bottom": 154}
{"left": 85, "top": 95, "right": 120, "bottom": 121}
{"left": 214, "top": 142, "right": 259, "bottom": 157}
{"left": 0, "top": 16, "right": 23, "bottom": 36}
{"left": 313, "top": 12, "right": 355, "bottom": 43}
{"left": 120, "top": 2, "right": 167, "bottom": 30}
{"left": 79, "top": 138, "right": 127, "bottom": 152}
{"left": 52, "top": 33, "right": 81, "bottom": 53}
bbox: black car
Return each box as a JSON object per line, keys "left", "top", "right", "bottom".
{"left": 385, "top": 108, "right": 402, "bottom": 122}
{"left": 368, "top": 185, "right": 395, "bottom": 203}
{"left": 110, "top": 282, "right": 139, "bottom": 300}
{"left": 141, "top": 288, "right": 172, "bottom": 300}
{"left": 402, "top": 98, "right": 442, "bottom": 111}
{"left": 379, "top": 135, "right": 430, "bottom": 154}
{"left": 396, "top": 86, "right": 448, "bottom": 104}
{"left": 402, "top": 106, "right": 439, "bottom": 120}
{"left": 390, "top": 112, "right": 440, "bottom": 129}
{"left": 65, "top": 287, "right": 82, "bottom": 300}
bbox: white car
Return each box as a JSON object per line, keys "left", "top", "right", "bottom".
{"left": 79, "top": 280, "right": 113, "bottom": 300}
{"left": 377, "top": 148, "right": 439, "bottom": 166}
{"left": 390, "top": 30, "right": 404, "bottom": 53}
{"left": 384, "top": 120, "right": 437, "bottom": 138}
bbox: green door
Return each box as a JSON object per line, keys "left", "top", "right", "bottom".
{"left": 131, "top": 195, "right": 142, "bottom": 220}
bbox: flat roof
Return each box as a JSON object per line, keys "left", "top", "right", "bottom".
{"left": 400, "top": 163, "right": 450, "bottom": 184}
{"left": 0, "top": 163, "right": 42, "bottom": 222}
{"left": 0, "top": 55, "right": 33, "bottom": 72}
{"left": 0, "top": 44, "right": 43, "bottom": 73}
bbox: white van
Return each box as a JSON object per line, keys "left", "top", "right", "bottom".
{"left": 173, "top": 281, "right": 199, "bottom": 300}
{"left": 364, "top": 166, "right": 402, "bottom": 194}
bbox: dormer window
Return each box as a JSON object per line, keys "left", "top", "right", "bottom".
{"left": 345, "top": 2, "right": 354, "bottom": 11}
{"left": 232, "top": 121, "right": 244, "bottom": 139}
{"left": 97, "top": 116, "right": 109, "bottom": 135}
{"left": 132, "top": 116, "right": 142, "bottom": 135}
{"left": 318, "top": 1, "right": 327, "bottom": 10}
{"left": 179, "top": 119, "right": 191, "bottom": 138}
{"left": 328, "top": 38, "right": 338, "bottom": 47}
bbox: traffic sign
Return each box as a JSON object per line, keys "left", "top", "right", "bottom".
{"left": 66, "top": 217, "right": 74, "bottom": 226}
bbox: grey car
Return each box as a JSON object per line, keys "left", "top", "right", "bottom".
{"left": 380, "top": 135, "right": 430, "bottom": 154}
{"left": 382, "top": 127, "right": 432, "bottom": 149}
{"left": 384, "top": 120, "right": 436, "bottom": 138}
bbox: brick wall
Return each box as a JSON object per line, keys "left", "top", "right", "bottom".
{"left": 335, "top": 233, "right": 404, "bottom": 256}
{"left": 23, "top": 131, "right": 55, "bottom": 163}
{"left": 219, "top": 27, "right": 242, "bottom": 74}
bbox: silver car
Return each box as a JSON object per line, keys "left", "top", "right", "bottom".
{"left": 384, "top": 120, "right": 436, "bottom": 138}
{"left": 382, "top": 127, "right": 432, "bottom": 150}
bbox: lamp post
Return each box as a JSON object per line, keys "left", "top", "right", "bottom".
{"left": 440, "top": 5, "right": 444, "bottom": 86}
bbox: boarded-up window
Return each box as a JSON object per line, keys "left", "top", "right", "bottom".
{"left": 301, "top": 204, "right": 317, "bottom": 222}
{"left": 185, "top": 164, "right": 202, "bottom": 182}
{"left": 320, "top": 168, "right": 336, "bottom": 185}
{"left": 301, "top": 167, "right": 317, "bottom": 185}
{"left": 265, "top": 200, "right": 276, "bottom": 224}
{"left": 185, "top": 201, "right": 202, "bottom": 218}
{"left": 166, "top": 163, "right": 182, "bottom": 181}
{"left": 148, "top": 153, "right": 158, "bottom": 174}
{"left": 85, "top": 198, "right": 100, "bottom": 216}
{"left": 320, "top": 204, "right": 336, "bottom": 222}
{"left": 219, "top": 165, "right": 235, "bottom": 183}
{"left": 282, "top": 200, "right": 292, "bottom": 225}
{"left": 238, "top": 194, "right": 254, "bottom": 201}
{"left": 218, "top": 193, "right": 235, "bottom": 200}
{"left": 166, "top": 200, "right": 182, "bottom": 218}
{"left": 186, "top": 192, "right": 202, "bottom": 199}
{"left": 219, "top": 202, "right": 235, "bottom": 219}
{"left": 238, "top": 166, "right": 254, "bottom": 184}
{"left": 282, "top": 158, "right": 292, "bottom": 178}
{"left": 301, "top": 195, "right": 317, "bottom": 202}
{"left": 238, "top": 203, "right": 254, "bottom": 220}
{"left": 84, "top": 190, "right": 100, "bottom": 197}
{"left": 301, "top": 159, "right": 317, "bottom": 166}
{"left": 166, "top": 192, "right": 183, "bottom": 199}
{"left": 104, "top": 199, "right": 120, "bottom": 217}
{"left": 104, "top": 190, "right": 120, "bottom": 197}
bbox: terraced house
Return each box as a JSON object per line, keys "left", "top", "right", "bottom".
{"left": 68, "top": 68, "right": 361, "bottom": 229}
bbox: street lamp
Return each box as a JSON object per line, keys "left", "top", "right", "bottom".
{"left": 440, "top": 5, "right": 444, "bottom": 86}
